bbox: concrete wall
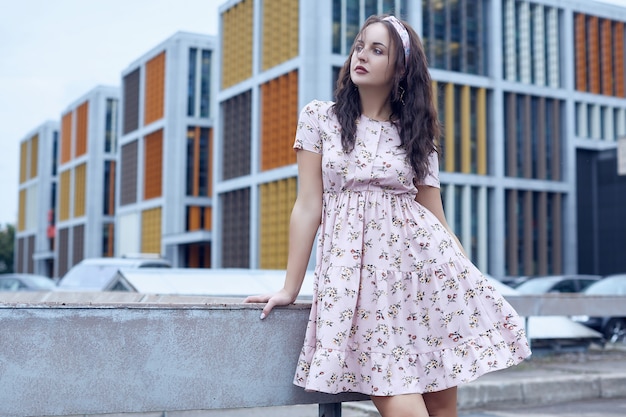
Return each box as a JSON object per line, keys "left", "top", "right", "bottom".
{"left": 0, "top": 293, "right": 367, "bottom": 417}
{"left": 1, "top": 292, "right": 625, "bottom": 417}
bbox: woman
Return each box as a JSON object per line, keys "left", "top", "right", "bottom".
{"left": 245, "top": 15, "right": 531, "bottom": 417}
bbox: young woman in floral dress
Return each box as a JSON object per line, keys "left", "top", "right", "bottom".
{"left": 245, "top": 14, "right": 531, "bottom": 417}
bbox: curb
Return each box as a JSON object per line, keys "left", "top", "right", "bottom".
{"left": 457, "top": 373, "right": 626, "bottom": 410}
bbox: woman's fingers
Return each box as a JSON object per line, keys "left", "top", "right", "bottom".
{"left": 243, "top": 294, "right": 270, "bottom": 303}
{"left": 243, "top": 289, "right": 295, "bottom": 319}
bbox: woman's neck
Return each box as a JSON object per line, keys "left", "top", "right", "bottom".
{"left": 358, "top": 87, "right": 392, "bottom": 121}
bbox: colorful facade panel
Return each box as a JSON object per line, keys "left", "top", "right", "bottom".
{"left": 221, "top": 0, "right": 253, "bottom": 89}
{"left": 260, "top": 71, "right": 298, "bottom": 171}
{"left": 259, "top": 178, "right": 297, "bottom": 269}
{"left": 144, "top": 52, "right": 166, "bottom": 125}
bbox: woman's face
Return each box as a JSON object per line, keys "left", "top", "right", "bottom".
{"left": 350, "top": 22, "right": 396, "bottom": 90}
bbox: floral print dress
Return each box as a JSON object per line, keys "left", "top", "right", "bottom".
{"left": 292, "top": 100, "right": 531, "bottom": 396}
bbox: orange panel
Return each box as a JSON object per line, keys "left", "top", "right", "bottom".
{"left": 615, "top": 22, "right": 625, "bottom": 97}
{"left": 193, "top": 126, "right": 200, "bottom": 196}
{"left": 189, "top": 206, "right": 201, "bottom": 231}
{"left": 575, "top": 14, "right": 587, "bottom": 92}
{"left": 260, "top": 71, "right": 298, "bottom": 171}
{"left": 144, "top": 51, "right": 166, "bottom": 125}
{"left": 589, "top": 16, "right": 601, "bottom": 94}
{"left": 204, "top": 207, "right": 212, "bottom": 230}
{"left": 601, "top": 19, "right": 613, "bottom": 96}
{"left": 61, "top": 111, "right": 73, "bottom": 164}
{"left": 144, "top": 129, "right": 163, "bottom": 200}
{"left": 75, "top": 101, "right": 89, "bottom": 157}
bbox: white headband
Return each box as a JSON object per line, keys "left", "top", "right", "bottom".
{"left": 383, "top": 16, "right": 410, "bottom": 61}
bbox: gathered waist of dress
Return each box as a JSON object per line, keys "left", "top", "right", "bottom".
{"left": 323, "top": 188, "right": 416, "bottom": 198}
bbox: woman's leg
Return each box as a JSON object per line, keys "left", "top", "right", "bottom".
{"left": 423, "top": 387, "right": 458, "bottom": 417}
{"left": 370, "top": 393, "right": 430, "bottom": 417}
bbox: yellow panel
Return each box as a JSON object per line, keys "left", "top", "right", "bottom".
{"left": 19, "top": 141, "right": 28, "bottom": 183}
{"left": 476, "top": 88, "right": 487, "bottom": 175}
{"left": 221, "top": 0, "right": 254, "bottom": 89}
{"left": 262, "top": 0, "right": 299, "bottom": 71}
{"left": 17, "top": 189, "right": 26, "bottom": 231}
{"left": 141, "top": 207, "right": 162, "bottom": 254}
{"left": 461, "top": 86, "right": 471, "bottom": 174}
{"left": 444, "top": 83, "right": 455, "bottom": 172}
{"left": 59, "top": 170, "right": 71, "bottom": 221}
{"left": 74, "top": 163, "right": 86, "bottom": 218}
{"left": 29, "top": 135, "right": 39, "bottom": 179}
{"left": 259, "top": 177, "right": 297, "bottom": 269}
{"left": 431, "top": 81, "right": 438, "bottom": 116}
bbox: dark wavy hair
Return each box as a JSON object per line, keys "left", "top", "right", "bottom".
{"left": 332, "top": 15, "right": 441, "bottom": 183}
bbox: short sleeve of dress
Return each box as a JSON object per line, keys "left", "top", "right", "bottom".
{"left": 293, "top": 100, "right": 324, "bottom": 154}
{"left": 417, "top": 151, "right": 441, "bottom": 188}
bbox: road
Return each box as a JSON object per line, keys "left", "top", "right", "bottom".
{"left": 164, "top": 397, "right": 626, "bottom": 416}
{"left": 460, "top": 397, "right": 626, "bottom": 417}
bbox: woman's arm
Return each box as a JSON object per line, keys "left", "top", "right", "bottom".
{"left": 415, "top": 184, "right": 468, "bottom": 258}
{"left": 244, "top": 149, "right": 323, "bottom": 318}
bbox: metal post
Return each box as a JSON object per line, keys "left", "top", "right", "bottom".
{"left": 319, "top": 402, "right": 342, "bottom": 417}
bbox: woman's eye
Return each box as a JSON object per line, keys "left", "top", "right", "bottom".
{"left": 374, "top": 48, "right": 382, "bottom": 55}
{"left": 355, "top": 45, "right": 363, "bottom": 52}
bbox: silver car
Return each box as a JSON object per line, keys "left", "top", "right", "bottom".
{"left": 0, "top": 273, "right": 57, "bottom": 291}
{"left": 572, "top": 274, "right": 626, "bottom": 343}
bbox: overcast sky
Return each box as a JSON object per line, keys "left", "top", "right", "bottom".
{"left": 0, "top": 0, "right": 225, "bottom": 226}
{"left": 1, "top": 0, "right": 626, "bottom": 226}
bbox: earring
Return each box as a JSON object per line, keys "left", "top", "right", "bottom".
{"left": 399, "top": 86, "right": 405, "bottom": 106}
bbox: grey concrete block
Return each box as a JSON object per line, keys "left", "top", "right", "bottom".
{"left": 458, "top": 381, "right": 523, "bottom": 409}
{"left": 522, "top": 375, "right": 601, "bottom": 405}
{"left": 600, "top": 374, "right": 626, "bottom": 398}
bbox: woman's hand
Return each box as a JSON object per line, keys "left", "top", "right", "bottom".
{"left": 243, "top": 288, "right": 297, "bottom": 319}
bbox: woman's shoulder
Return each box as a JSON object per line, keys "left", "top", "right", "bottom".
{"left": 301, "top": 99, "right": 335, "bottom": 118}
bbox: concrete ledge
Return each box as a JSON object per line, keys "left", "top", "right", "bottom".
{"left": 0, "top": 302, "right": 367, "bottom": 417}
{"left": 1, "top": 294, "right": 626, "bottom": 417}
{"left": 521, "top": 375, "right": 601, "bottom": 405}
{"left": 600, "top": 374, "right": 626, "bottom": 398}
{"left": 455, "top": 372, "right": 626, "bottom": 410}
{"left": 456, "top": 380, "right": 524, "bottom": 409}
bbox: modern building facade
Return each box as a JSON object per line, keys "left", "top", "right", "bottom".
{"left": 54, "top": 86, "right": 120, "bottom": 278}
{"left": 214, "top": 0, "right": 626, "bottom": 278}
{"left": 116, "top": 32, "right": 217, "bottom": 268}
{"left": 15, "top": 121, "right": 59, "bottom": 277}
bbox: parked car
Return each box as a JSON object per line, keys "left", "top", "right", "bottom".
{"left": 483, "top": 275, "right": 602, "bottom": 349}
{"left": 57, "top": 256, "right": 171, "bottom": 291}
{"left": 572, "top": 274, "right": 626, "bottom": 343}
{"left": 0, "top": 273, "right": 57, "bottom": 291}
{"left": 515, "top": 275, "right": 601, "bottom": 294}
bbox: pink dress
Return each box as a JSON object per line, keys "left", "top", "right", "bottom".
{"left": 292, "top": 100, "right": 531, "bottom": 396}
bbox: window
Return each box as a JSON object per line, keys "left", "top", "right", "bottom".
{"left": 104, "top": 98, "right": 118, "bottom": 153}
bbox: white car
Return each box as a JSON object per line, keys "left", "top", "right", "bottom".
{"left": 57, "top": 257, "right": 171, "bottom": 291}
